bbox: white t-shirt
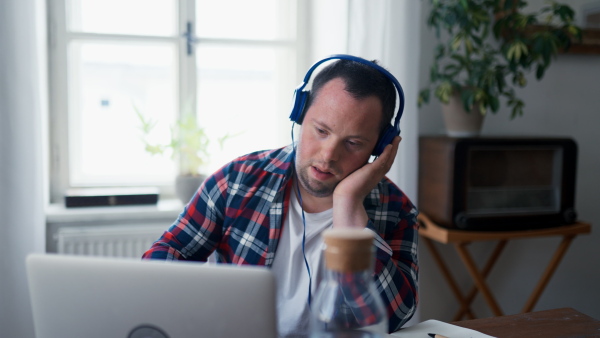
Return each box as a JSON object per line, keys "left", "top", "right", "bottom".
{"left": 271, "top": 190, "right": 332, "bottom": 337}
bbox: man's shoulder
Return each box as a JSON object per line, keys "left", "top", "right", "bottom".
{"left": 368, "top": 177, "right": 417, "bottom": 214}
{"left": 376, "top": 177, "right": 404, "bottom": 199}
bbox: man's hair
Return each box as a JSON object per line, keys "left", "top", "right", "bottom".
{"left": 303, "top": 59, "right": 396, "bottom": 134}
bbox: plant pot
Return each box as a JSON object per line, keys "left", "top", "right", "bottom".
{"left": 441, "top": 93, "right": 485, "bottom": 137}
{"left": 175, "top": 174, "right": 206, "bottom": 205}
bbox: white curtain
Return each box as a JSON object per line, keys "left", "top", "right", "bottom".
{"left": 347, "top": 0, "right": 421, "bottom": 201}
{"left": 0, "top": 0, "right": 48, "bottom": 337}
{"left": 347, "top": 0, "right": 422, "bottom": 325}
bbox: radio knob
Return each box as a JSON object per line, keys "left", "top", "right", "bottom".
{"left": 454, "top": 212, "right": 469, "bottom": 229}
{"left": 562, "top": 208, "right": 577, "bottom": 223}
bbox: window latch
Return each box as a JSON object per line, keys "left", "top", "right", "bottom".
{"left": 183, "top": 21, "right": 198, "bottom": 56}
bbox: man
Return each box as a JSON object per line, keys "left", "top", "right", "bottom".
{"left": 143, "top": 56, "right": 419, "bottom": 336}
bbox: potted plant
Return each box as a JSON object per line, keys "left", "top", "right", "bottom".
{"left": 136, "top": 108, "right": 226, "bottom": 204}
{"left": 418, "top": 0, "right": 581, "bottom": 136}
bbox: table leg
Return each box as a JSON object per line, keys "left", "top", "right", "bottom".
{"left": 423, "top": 237, "right": 476, "bottom": 319}
{"left": 453, "top": 240, "right": 507, "bottom": 321}
{"left": 455, "top": 242, "right": 504, "bottom": 317}
{"left": 521, "top": 235, "right": 575, "bottom": 313}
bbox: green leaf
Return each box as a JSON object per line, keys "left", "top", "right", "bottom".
{"left": 144, "top": 144, "right": 164, "bottom": 156}
{"left": 434, "top": 44, "right": 445, "bottom": 60}
{"left": 535, "top": 64, "right": 546, "bottom": 80}
{"left": 479, "top": 101, "right": 487, "bottom": 115}
{"left": 460, "top": 89, "right": 474, "bottom": 112}
{"left": 507, "top": 40, "right": 528, "bottom": 62}
{"left": 450, "top": 54, "right": 467, "bottom": 66}
{"left": 510, "top": 99, "right": 525, "bottom": 119}
{"left": 568, "top": 25, "right": 582, "bottom": 41}
{"left": 418, "top": 89, "right": 430, "bottom": 107}
{"left": 490, "top": 95, "right": 500, "bottom": 112}
{"left": 532, "top": 35, "right": 544, "bottom": 55}
{"left": 465, "top": 38, "right": 473, "bottom": 53}
{"left": 495, "top": 67, "right": 506, "bottom": 93}
{"left": 435, "top": 81, "right": 453, "bottom": 104}
{"left": 430, "top": 63, "right": 439, "bottom": 82}
{"left": 451, "top": 34, "right": 462, "bottom": 51}
{"left": 443, "top": 64, "right": 459, "bottom": 73}
{"left": 507, "top": 45, "right": 516, "bottom": 61}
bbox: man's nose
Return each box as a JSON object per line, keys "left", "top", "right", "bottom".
{"left": 320, "top": 138, "right": 342, "bottom": 163}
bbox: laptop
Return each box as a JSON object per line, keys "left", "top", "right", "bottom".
{"left": 26, "top": 253, "right": 278, "bottom": 338}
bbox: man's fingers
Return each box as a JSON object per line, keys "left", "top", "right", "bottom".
{"left": 379, "top": 136, "right": 401, "bottom": 172}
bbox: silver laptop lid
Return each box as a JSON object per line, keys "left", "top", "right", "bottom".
{"left": 26, "top": 253, "right": 277, "bottom": 338}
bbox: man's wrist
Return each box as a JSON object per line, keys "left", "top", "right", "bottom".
{"left": 332, "top": 196, "right": 368, "bottom": 228}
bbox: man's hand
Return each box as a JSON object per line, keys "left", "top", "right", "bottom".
{"left": 332, "top": 136, "right": 401, "bottom": 228}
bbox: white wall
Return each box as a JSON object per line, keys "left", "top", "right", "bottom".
{"left": 418, "top": 1, "right": 600, "bottom": 321}
{"left": 0, "top": 0, "right": 48, "bottom": 337}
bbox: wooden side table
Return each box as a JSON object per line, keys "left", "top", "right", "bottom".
{"left": 418, "top": 213, "right": 591, "bottom": 321}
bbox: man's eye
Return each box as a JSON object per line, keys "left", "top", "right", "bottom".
{"left": 316, "top": 128, "right": 327, "bottom": 135}
{"left": 347, "top": 140, "right": 361, "bottom": 147}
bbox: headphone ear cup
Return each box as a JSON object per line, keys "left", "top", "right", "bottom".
{"left": 372, "top": 126, "right": 396, "bottom": 156}
{"left": 289, "top": 89, "right": 309, "bottom": 124}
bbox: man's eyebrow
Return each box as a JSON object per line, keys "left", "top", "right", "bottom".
{"left": 311, "top": 119, "right": 331, "bottom": 131}
{"left": 311, "top": 119, "right": 374, "bottom": 142}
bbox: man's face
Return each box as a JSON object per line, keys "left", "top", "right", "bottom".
{"left": 295, "top": 78, "right": 383, "bottom": 198}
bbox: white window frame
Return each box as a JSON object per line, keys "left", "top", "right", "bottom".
{"left": 47, "top": 0, "right": 309, "bottom": 203}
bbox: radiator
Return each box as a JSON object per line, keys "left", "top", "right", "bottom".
{"left": 56, "top": 225, "right": 166, "bottom": 258}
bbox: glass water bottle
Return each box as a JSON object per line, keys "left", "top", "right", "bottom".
{"left": 310, "top": 228, "right": 388, "bottom": 338}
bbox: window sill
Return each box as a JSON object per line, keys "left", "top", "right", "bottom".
{"left": 46, "top": 198, "right": 183, "bottom": 224}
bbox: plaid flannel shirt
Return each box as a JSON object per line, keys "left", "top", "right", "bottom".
{"left": 142, "top": 144, "right": 419, "bottom": 332}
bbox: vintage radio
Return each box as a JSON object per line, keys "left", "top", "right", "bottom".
{"left": 418, "top": 136, "right": 578, "bottom": 231}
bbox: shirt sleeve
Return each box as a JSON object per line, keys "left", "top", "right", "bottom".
{"left": 367, "top": 194, "right": 419, "bottom": 333}
{"left": 142, "top": 171, "right": 227, "bottom": 261}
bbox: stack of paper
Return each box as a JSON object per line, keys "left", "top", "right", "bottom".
{"left": 388, "top": 319, "right": 496, "bottom": 338}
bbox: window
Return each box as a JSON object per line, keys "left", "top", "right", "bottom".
{"left": 48, "top": 0, "right": 304, "bottom": 202}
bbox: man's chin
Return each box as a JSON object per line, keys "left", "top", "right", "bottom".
{"left": 305, "top": 188, "right": 333, "bottom": 198}
{"left": 300, "top": 179, "right": 335, "bottom": 198}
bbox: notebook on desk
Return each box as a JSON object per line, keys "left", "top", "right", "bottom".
{"left": 26, "top": 253, "right": 278, "bottom": 338}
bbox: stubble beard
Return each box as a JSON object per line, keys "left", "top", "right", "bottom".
{"left": 295, "top": 159, "right": 338, "bottom": 198}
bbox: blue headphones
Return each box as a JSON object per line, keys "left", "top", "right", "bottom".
{"left": 289, "top": 54, "right": 405, "bottom": 156}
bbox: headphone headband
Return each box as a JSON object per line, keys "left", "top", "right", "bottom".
{"left": 289, "top": 54, "right": 404, "bottom": 156}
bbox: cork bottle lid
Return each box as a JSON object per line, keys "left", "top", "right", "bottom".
{"left": 322, "top": 228, "right": 374, "bottom": 273}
